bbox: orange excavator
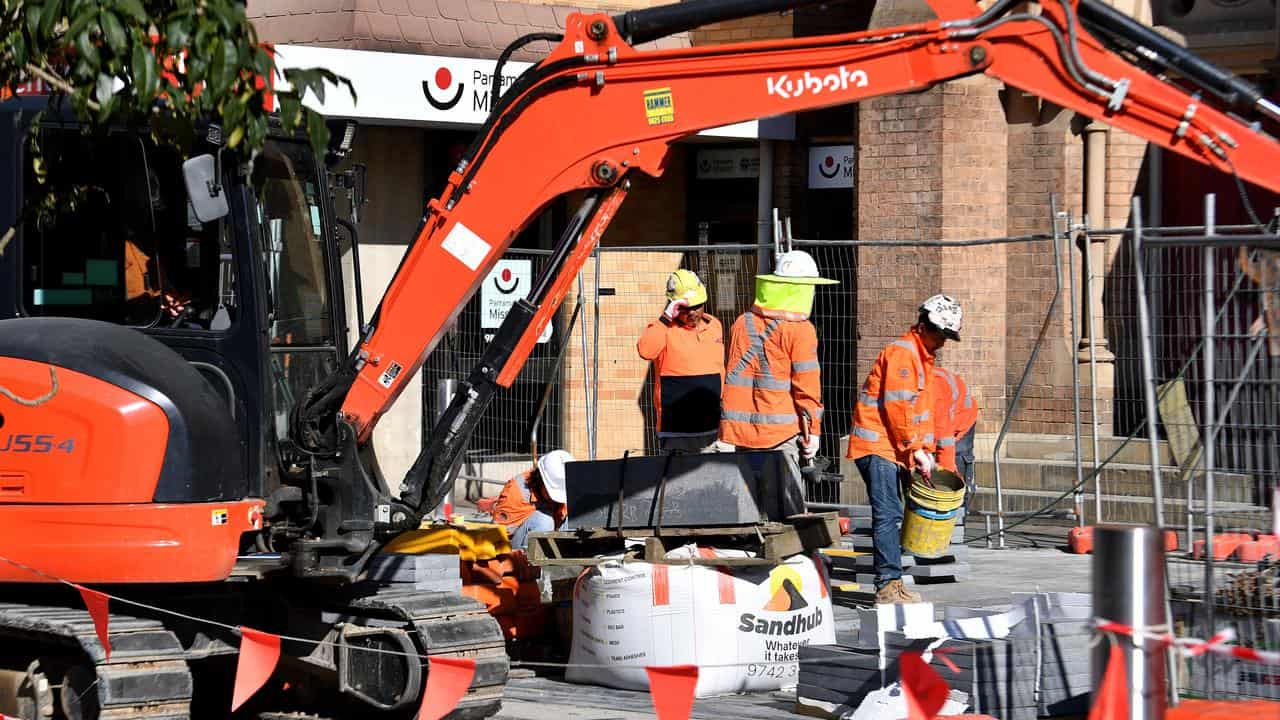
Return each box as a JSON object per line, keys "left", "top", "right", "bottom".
{"left": 0, "top": 0, "right": 1278, "bottom": 716}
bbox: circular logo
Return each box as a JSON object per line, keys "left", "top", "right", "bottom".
{"left": 818, "top": 154, "right": 842, "bottom": 179}
{"left": 422, "top": 67, "right": 464, "bottom": 111}
{"left": 494, "top": 266, "right": 520, "bottom": 294}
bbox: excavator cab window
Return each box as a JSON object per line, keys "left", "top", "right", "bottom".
{"left": 19, "top": 127, "right": 236, "bottom": 330}
{"left": 251, "top": 138, "right": 341, "bottom": 447}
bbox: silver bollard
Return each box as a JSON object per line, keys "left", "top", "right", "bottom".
{"left": 436, "top": 378, "right": 459, "bottom": 520}
{"left": 1092, "top": 525, "right": 1168, "bottom": 720}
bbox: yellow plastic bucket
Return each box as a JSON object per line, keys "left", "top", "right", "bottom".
{"left": 900, "top": 469, "right": 966, "bottom": 559}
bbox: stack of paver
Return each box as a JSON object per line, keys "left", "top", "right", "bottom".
{"left": 366, "top": 552, "right": 463, "bottom": 593}
{"left": 796, "top": 592, "right": 1093, "bottom": 719}
{"left": 825, "top": 505, "right": 970, "bottom": 587}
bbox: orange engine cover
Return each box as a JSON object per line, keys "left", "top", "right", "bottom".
{"left": 0, "top": 316, "right": 258, "bottom": 585}
{"left": 0, "top": 357, "right": 167, "bottom": 503}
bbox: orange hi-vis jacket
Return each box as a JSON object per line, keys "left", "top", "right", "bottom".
{"left": 719, "top": 310, "right": 824, "bottom": 449}
{"left": 932, "top": 366, "right": 978, "bottom": 473}
{"left": 491, "top": 469, "right": 566, "bottom": 531}
{"left": 637, "top": 314, "right": 725, "bottom": 436}
{"left": 846, "top": 328, "right": 937, "bottom": 468}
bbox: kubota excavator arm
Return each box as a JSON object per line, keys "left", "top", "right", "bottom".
{"left": 294, "top": 0, "right": 1280, "bottom": 532}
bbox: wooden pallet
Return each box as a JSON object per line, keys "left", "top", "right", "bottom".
{"left": 526, "top": 512, "right": 841, "bottom": 567}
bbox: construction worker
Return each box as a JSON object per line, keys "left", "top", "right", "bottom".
{"left": 720, "top": 250, "right": 837, "bottom": 468}
{"left": 486, "top": 450, "right": 574, "bottom": 550}
{"left": 847, "top": 294, "right": 963, "bottom": 604}
{"left": 932, "top": 365, "right": 979, "bottom": 512}
{"left": 637, "top": 269, "right": 725, "bottom": 453}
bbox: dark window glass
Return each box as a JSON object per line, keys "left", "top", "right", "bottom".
{"left": 22, "top": 128, "right": 235, "bottom": 330}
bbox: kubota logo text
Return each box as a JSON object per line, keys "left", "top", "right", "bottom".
{"left": 766, "top": 66, "right": 869, "bottom": 100}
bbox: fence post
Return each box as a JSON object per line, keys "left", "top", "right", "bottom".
{"left": 1201, "top": 194, "right": 1218, "bottom": 696}
{"left": 1092, "top": 525, "right": 1169, "bottom": 720}
{"left": 1131, "top": 197, "right": 1166, "bottom": 530}
{"left": 1068, "top": 211, "right": 1086, "bottom": 526}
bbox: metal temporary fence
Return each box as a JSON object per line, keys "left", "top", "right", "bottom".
{"left": 1123, "top": 193, "right": 1280, "bottom": 701}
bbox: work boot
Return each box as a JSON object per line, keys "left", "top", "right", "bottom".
{"left": 875, "top": 579, "right": 922, "bottom": 604}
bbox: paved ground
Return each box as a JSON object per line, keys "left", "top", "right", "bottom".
{"left": 494, "top": 545, "right": 1093, "bottom": 720}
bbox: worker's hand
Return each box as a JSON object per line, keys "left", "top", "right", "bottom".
{"left": 663, "top": 298, "right": 689, "bottom": 322}
{"left": 800, "top": 434, "right": 820, "bottom": 459}
{"left": 912, "top": 449, "right": 935, "bottom": 478}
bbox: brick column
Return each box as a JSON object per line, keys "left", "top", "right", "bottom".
{"left": 856, "top": 74, "right": 1008, "bottom": 430}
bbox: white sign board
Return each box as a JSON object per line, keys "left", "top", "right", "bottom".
{"left": 480, "top": 259, "right": 551, "bottom": 343}
{"left": 808, "top": 145, "right": 855, "bottom": 189}
{"left": 272, "top": 44, "right": 760, "bottom": 138}
{"left": 695, "top": 147, "right": 760, "bottom": 180}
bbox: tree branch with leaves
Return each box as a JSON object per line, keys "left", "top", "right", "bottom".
{"left": 0, "top": 0, "right": 354, "bottom": 252}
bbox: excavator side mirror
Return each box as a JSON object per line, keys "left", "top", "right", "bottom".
{"left": 183, "top": 154, "right": 229, "bottom": 223}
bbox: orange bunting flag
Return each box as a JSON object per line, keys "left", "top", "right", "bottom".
{"left": 231, "top": 627, "right": 281, "bottom": 712}
{"left": 418, "top": 656, "right": 477, "bottom": 720}
{"left": 901, "top": 652, "right": 950, "bottom": 720}
{"left": 646, "top": 665, "right": 699, "bottom": 720}
{"left": 75, "top": 585, "right": 111, "bottom": 661}
{"left": 1088, "top": 642, "right": 1130, "bottom": 720}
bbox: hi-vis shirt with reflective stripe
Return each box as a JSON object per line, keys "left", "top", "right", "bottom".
{"left": 719, "top": 311, "right": 824, "bottom": 449}
{"left": 932, "top": 366, "right": 977, "bottom": 473}
{"left": 845, "top": 328, "right": 936, "bottom": 467}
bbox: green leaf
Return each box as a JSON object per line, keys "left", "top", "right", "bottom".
{"left": 94, "top": 72, "right": 114, "bottom": 105}
{"left": 99, "top": 10, "right": 126, "bottom": 55}
{"left": 131, "top": 41, "right": 158, "bottom": 99}
{"left": 164, "top": 18, "right": 190, "bottom": 51}
{"left": 26, "top": 4, "right": 44, "bottom": 43}
{"left": 218, "top": 38, "right": 238, "bottom": 93}
{"left": 113, "top": 0, "right": 148, "bottom": 24}
{"left": 76, "top": 30, "right": 99, "bottom": 69}
{"left": 279, "top": 95, "right": 301, "bottom": 128}
{"left": 64, "top": 6, "right": 99, "bottom": 41}
{"left": 39, "top": 0, "right": 65, "bottom": 43}
{"left": 306, "top": 109, "right": 329, "bottom": 160}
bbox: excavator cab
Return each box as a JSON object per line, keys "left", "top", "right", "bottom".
{"left": 0, "top": 97, "right": 361, "bottom": 577}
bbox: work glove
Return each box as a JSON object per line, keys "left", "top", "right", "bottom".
{"left": 663, "top": 297, "right": 689, "bottom": 322}
{"left": 800, "top": 434, "right": 820, "bottom": 459}
{"left": 912, "top": 448, "right": 935, "bottom": 478}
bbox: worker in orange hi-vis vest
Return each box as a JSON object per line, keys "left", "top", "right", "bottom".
{"left": 847, "top": 294, "right": 963, "bottom": 605}
{"left": 482, "top": 450, "right": 574, "bottom": 550}
{"left": 932, "top": 365, "right": 979, "bottom": 512}
{"left": 637, "top": 269, "right": 726, "bottom": 453}
{"left": 720, "top": 250, "right": 838, "bottom": 469}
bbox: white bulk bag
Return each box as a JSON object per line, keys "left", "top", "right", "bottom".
{"left": 566, "top": 545, "right": 836, "bottom": 697}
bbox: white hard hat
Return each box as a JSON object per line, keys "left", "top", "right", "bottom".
{"left": 535, "top": 449, "right": 574, "bottom": 504}
{"left": 920, "top": 294, "right": 963, "bottom": 340}
{"left": 757, "top": 250, "right": 839, "bottom": 285}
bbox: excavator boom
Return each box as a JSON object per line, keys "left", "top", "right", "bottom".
{"left": 319, "top": 0, "right": 1280, "bottom": 520}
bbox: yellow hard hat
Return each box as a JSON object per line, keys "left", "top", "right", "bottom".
{"left": 666, "top": 269, "right": 708, "bottom": 306}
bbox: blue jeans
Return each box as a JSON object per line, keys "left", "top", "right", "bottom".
{"left": 956, "top": 424, "right": 976, "bottom": 514}
{"left": 855, "top": 455, "right": 904, "bottom": 589}
{"left": 509, "top": 510, "right": 556, "bottom": 550}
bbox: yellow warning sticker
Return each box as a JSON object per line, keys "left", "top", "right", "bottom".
{"left": 643, "top": 87, "right": 674, "bottom": 126}
{"left": 211, "top": 509, "right": 229, "bottom": 526}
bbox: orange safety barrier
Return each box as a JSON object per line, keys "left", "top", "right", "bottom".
{"left": 1168, "top": 699, "right": 1280, "bottom": 720}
